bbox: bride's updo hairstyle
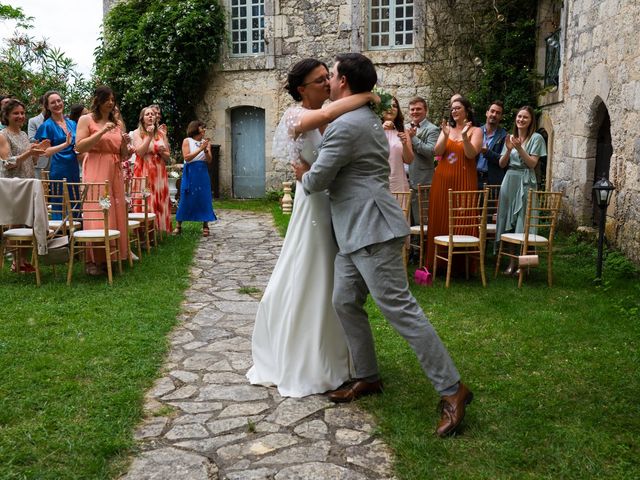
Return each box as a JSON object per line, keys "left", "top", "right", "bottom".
{"left": 285, "top": 58, "right": 328, "bottom": 102}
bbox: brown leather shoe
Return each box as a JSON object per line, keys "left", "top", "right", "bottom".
{"left": 327, "top": 380, "right": 384, "bottom": 403}
{"left": 436, "top": 382, "right": 473, "bottom": 437}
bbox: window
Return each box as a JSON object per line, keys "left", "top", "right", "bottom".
{"left": 230, "top": 0, "right": 265, "bottom": 56}
{"left": 369, "top": 0, "right": 414, "bottom": 49}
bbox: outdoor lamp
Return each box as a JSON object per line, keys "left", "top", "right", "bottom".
{"left": 592, "top": 177, "right": 615, "bottom": 282}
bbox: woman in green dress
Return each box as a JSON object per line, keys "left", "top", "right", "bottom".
{"left": 495, "top": 106, "right": 547, "bottom": 274}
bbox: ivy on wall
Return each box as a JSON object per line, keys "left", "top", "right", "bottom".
{"left": 422, "top": 0, "right": 539, "bottom": 128}
{"left": 95, "top": 0, "right": 226, "bottom": 148}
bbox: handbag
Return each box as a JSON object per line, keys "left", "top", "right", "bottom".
{"left": 414, "top": 266, "right": 432, "bottom": 286}
{"left": 38, "top": 235, "right": 69, "bottom": 265}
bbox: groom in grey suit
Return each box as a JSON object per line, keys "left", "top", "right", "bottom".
{"left": 294, "top": 53, "right": 473, "bottom": 437}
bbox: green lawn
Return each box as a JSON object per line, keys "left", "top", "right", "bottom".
{"left": 1, "top": 201, "right": 638, "bottom": 479}
{"left": 0, "top": 223, "right": 201, "bottom": 479}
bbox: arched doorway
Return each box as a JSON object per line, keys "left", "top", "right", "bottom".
{"left": 231, "top": 106, "right": 265, "bottom": 198}
{"left": 592, "top": 103, "right": 612, "bottom": 225}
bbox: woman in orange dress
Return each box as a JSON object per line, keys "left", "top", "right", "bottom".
{"left": 75, "top": 86, "right": 131, "bottom": 275}
{"left": 132, "top": 106, "right": 172, "bottom": 233}
{"left": 425, "top": 97, "right": 482, "bottom": 270}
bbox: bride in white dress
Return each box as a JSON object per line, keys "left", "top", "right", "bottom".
{"left": 247, "top": 58, "right": 376, "bottom": 397}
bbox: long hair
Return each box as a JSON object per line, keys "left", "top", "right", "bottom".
{"left": 285, "top": 58, "right": 328, "bottom": 101}
{"left": 512, "top": 105, "right": 537, "bottom": 142}
{"left": 391, "top": 96, "right": 405, "bottom": 131}
{"left": 43, "top": 90, "right": 62, "bottom": 120}
{"left": 137, "top": 107, "right": 157, "bottom": 139}
{"left": 449, "top": 96, "right": 475, "bottom": 126}
{"left": 90, "top": 86, "right": 117, "bottom": 123}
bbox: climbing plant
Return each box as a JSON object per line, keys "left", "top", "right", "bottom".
{"left": 95, "top": 0, "right": 226, "bottom": 148}
{"left": 422, "top": 0, "right": 539, "bottom": 127}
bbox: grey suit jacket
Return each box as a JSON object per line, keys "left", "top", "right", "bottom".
{"left": 407, "top": 119, "right": 439, "bottom": 188}
{"left": 302, "top": 105, "right": 410, "bottom": 254}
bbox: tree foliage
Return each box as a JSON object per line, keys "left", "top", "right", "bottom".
{"left": 95, "top": 0, "right": 226, "bottom": 148}
{"left": 422, "top": 0, "right": 539, "bottom": 127}
{"left": 0, "top": 5, "right": 92, "bottom": 117}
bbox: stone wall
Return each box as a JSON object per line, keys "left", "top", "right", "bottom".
{"left": 201, "top": 0, "right": 439, "bottom": 196}
{"left": 537, "top": 0, "right": 640, "bottom": 262}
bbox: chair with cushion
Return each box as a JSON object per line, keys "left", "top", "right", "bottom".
{"left": 494, "top": 189, "right": 562, "bottom": 287}
{"left": 66, "top": 181, "right": 122, "bottom": 285}
{"left": 128, "top": 176, "right": 157, "bottom": 254}
{"left": 433, "top": 188, "right": 489, "bottom": 287}
{"left": 409, "top": 184, "right": 430, "bottom": 268}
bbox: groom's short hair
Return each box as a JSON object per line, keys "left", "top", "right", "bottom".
{"left": 335, "top": 53, "right": 377, "bottom": 94}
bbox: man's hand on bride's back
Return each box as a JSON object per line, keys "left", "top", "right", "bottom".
{"left": 292, "top": 160, "right": 310, "bottom": 181}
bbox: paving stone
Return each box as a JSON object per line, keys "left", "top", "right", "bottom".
{"left": 275, "top": 462, "right": 367, "bottom": 480}
{"left": 205, "top": 415, "right": 265, "bottom": 435}
{"left": 218, "top": 402, "right": 271, "bottom": 418}
{"left": 293, "top": 419, "right": 328, "bottom": 439}
{"left": 134, "top": 417, "right": 168, "bottom": 440}
{"left": 169, "top": 401, "right": 223, "bottom": 414}
{"left": 217, "top": 433, "right": 299, "bottom": 462}
{"left": 335, "top": 428, "right": 371, "bottom": 445}
{"left": 215, "top": 301, "right": 258, "bottom": 315}
{"left": 254, "top": 421, "right": 282, "bottom": 433}
{"left": 266, "top": 396, "right": 331, "bottom": 427}
{"left": 165, "top": 423, "right": 210, "bottom": 441}
{"left": 170, "top": 370, "right": 199, "bottom": 383}
{"left": 149, "top": 377, "right": 176, "bottom": 398}
{"left": 206, "top": 359, "right": 235, "bottom": 372}
{"left": 122, "top": 447, "right": 217, "bottom": 480}
{"left": 173, "top": 413, "right": 213, "bottom": 425}
{"left": 345, "top": 440, "right": 394, "bottom": 477}
{"left": 325, "top": 407, "right": 375, "bottom": 432}
{"left": 203, "top": 372, "right": 249, "bottom": 384}
{"left": 253, "top": 441, "right": 331, "bottom": 466}
{"left": 182, "top": 353, "right": 223, "bottom": 371}
{"left": 171, "top": 330, "right": 195, "bottom": 344}
{"left": 197, "top": 385, "right": 269, "bottom": 402}
{"left": 161, "top": 385, "right": 198, "bottom": 401}
{"left": 202, "top": 336, "right": 252, "bottom": 353}
{"left": 182, "top": 341, "right": 208, "bottom": 350}
{"left": 175, "top": 432, "right": 247, "bottom": 454}
{"left": 226, "top": 467, "right": 277, "bottom": 480}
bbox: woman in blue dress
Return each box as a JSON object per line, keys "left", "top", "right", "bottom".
{"left": 173, "top": 120, "right": 216, "bottom": 237}
{"left": 35, "top": 90, "right": 81, "bottom": 219}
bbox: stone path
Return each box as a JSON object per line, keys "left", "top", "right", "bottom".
{"left": 122, "top": 210, "right": 395, "bottom": 480}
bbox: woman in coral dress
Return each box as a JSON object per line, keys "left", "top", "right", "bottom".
{"left": 75, "top": 86, "right": 131, "bottom": 275}
{"left": 425, "top": 97, "right": 482, "bottom": 270}
{"left": 132, "top": 107, "right": 172, "bottom": 233}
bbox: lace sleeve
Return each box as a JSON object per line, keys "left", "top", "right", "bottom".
{"left": 272, "top": 105, "right": 305, "bottom": 165}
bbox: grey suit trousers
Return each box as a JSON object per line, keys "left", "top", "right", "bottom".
{"left": 332, "top": 238, "right": 460, "bottom": 394}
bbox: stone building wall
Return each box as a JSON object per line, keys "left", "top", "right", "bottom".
{"left": 536, "top": 0, "right": 640, "bottom": 262}
{"left": 200, "top": 0, "right": 437, "bottom": 197}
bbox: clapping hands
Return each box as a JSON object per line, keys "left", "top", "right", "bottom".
{"left": 461, "top": 121, "right": 473, "bottom": 140}
{"left": 440, "top": 119, "right": 451, "bottom": 137}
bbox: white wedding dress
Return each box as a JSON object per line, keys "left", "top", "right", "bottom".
{"left": 246, "top": 106, "right": 351, "bottom": 397}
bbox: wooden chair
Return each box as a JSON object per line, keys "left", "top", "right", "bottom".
{"left": 392, "top": 190, "right": 412, "bottom": 268}
{"left": 409, "top": 184, "right": 430, "bottom": 268}
{"left": 483, "top": 184, "right": 501, "bottom": 243}
{"left": 66, "top": 181, "right": 123, "bottom": 285}
{"left": 495, "top": 189, "right": 562, "bottom": 287}
{"left": 433, "top": 188, "right": 488, "bottom": 287}
{"left": 41, "top": 178, "right": 82, "bottom": 237}
{"left": 0, "top": 178, "right": 53, "bottom": 286}
{"left": 128, "top": 176, "right": 157, "bottom": 254}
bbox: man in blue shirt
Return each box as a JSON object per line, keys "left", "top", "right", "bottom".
{"left": 476, "top": 100, "right": 507, "bottom": 189}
